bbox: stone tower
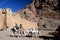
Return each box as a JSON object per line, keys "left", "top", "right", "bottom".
{"left": 2, "top": 8, "right": 12, "bottom": 29}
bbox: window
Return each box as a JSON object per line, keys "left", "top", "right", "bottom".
{"left": 2, "top": 12, "right": 5, "bottom": 14}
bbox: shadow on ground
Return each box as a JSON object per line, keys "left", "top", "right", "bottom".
{"left": 38, "top": 36, "right": 60, "bottom": 40}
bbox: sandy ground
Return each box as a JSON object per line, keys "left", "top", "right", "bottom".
{"left": 0, "top": 29, "right": 44, "bottom": 40}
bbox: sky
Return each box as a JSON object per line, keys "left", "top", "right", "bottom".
{"left": 0, "top": 0, "right": 32, "bottom": 12}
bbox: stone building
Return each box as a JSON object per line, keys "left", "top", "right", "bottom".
{"left": 0, "top": 8, "right": 37, "bottom": 29}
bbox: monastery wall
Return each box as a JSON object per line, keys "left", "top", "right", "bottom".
{"left": 0, "top": 8, "right": 37, "bottom": 29}
{"left": 0, "top": 10, "right": 5, "bottom": 29}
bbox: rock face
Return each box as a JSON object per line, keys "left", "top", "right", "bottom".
{"left": 18, "top": 8, "right": 36, "bottom": 22}
{"left": 17, "top": 0, "right": 60, "bottom": 29}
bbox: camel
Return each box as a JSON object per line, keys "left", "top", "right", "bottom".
{"left": 11, "top": 24, "right": 25, "bottom": 37}
{"left": 11, "top": 24, "right": 39, "bottom": 38}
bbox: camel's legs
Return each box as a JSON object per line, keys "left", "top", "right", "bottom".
{"left": 13, "top": 32, "right": 15, "bottom": 37}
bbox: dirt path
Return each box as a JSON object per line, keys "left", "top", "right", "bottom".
{"left": 0, "top": 29, "right": 44, "bottom": 40}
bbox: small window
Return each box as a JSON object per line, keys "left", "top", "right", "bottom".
{"left": 2, "top": 12, "right": 5, "bottom": 14}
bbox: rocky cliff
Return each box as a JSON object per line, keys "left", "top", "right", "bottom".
{"left": 17, "top": 0, "right": 60, "bottom": 29}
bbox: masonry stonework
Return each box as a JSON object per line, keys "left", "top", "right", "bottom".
{"left": 0, "top": 8, "right": 37, "bottom": 29}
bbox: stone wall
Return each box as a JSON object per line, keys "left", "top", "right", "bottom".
{"left": 0, "top": 8, "right": 37, "bottom": 29}
{"left": 0, "top": 9, "right": 5, "bottom": 29}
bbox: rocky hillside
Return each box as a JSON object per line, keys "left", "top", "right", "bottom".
{"left": 17, "top": 0, "right": 60, "bottom": 29}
